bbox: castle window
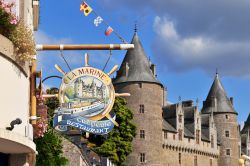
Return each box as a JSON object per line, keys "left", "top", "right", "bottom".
{"left": 225, "top": 130, "right": 230, "bottom": 137}
{"left": 139, "top": 83, "right": 142, "bottom": 88}
{"left": 173, "top": 134, "right": 176, "bottom": 140}
{"left": 139, "top": 104, "right": 144, "bottom": 113}
{"left": 196, "top": 130, "right": 200, "bottom": 144}
{"left": 140, "top": 153, "right": 145, "bottom": 163}
{"left": 164, "top": 131, "right": 168, "bottom": 139}
{"left": 178, "top": 129, "right": 182, "bottom": 141}
{"left": 140, "top": 130, "right": 145, "bottom": 139}
{"left": 225, "top": 115, "right": 228, "bottom": 119}
{"left": 211, "top": 135, "right": 214, "bottom": 148}
{"left": 226, "top": 149, "right": 230, "bottom": 156}
{"left": 178, "top": 115, "right": 182, "bottom": 123}
{"left": 197, "top": 118, "right": 199, "bottom": 125}
{"left": 210, "top": 159, "right": 212, "bottom": 166}
{"left": 194, "top": 156, "right": 197, "bottom": 166}
{"left": 179, "top": 153, "right": 181, "bottom": 164}
{"left": 188, "top": 138, "right": 190, "bottom": 143}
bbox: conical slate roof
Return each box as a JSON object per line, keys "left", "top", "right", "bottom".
{"left": 201, "top": 74, "right": 236, "bottom": 114}
{"left": 242, "top": 114, "right": 250, "bottom": 134}
{"left": 113, "top": 33, "right": 161, "bottom": 85}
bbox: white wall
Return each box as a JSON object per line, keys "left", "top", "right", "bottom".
{"left": 0, "top": 56, "right": 33, "bottom": 139}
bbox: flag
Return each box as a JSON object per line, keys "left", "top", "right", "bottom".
{"left": 94, "top": 16, "right": 103, "bottom": 27}
{"left": 105, "top": 26, "right": 113, "bottom": 36}
{"left": 80, "top": 2, "right": 92, "bottom": 16}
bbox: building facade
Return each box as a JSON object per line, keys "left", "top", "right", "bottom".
{"left": 241, "top": 114, "right": 250, "bottom": 156}
{"left": 113, "top": 32, "right": 240, "bottom": 166}
{"left": 0, "top": 0, "right": 40, "bottom": 165}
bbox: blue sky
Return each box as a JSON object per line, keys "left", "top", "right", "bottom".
{"left": 35, "top": 0, "right": 250, "bottom": 125}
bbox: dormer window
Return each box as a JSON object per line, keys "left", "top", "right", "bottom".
{"left": 178, "top": 129, "right": 183, "bottom": 141}
{"left": 225, "top": 115, "right": 228, "bottom": 119}
{"left": 178, "top": 115, "right": 182, "bottom": 123}
{"left": 196, "top": 130, "right": 200, "bottom": 144}
{"left": 211, "top": 135, "right": 214, "bottom": 148}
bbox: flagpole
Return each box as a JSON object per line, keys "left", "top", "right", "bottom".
{"left": 36, "top": 44, "right": 134, "bottom": 51}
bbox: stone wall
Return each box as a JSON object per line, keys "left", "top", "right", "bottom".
{"left": 161, "top": 148, "right": 218, "bottom": 166}
{"left": 115, "top": 82, "right": 164, "bottom": 166}
{"left": 214, "top": 113, "right": 240, "bottom": 166}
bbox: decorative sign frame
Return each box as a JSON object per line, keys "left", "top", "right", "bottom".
{"left": 53, "top": 63, "right": 118, "bottom": 135}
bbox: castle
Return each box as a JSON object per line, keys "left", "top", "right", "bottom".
{"left": 74, "top": 78, "right": 105, "bottom": 99}
{"left": 113, "top": 31, "right": 241, "bottom": 166}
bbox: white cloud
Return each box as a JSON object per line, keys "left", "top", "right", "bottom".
{"left": 35, "top": 31, "right": 73, "bottom": 44}
{"left": 152, "top": 16, "right": 250, "bottom": 77}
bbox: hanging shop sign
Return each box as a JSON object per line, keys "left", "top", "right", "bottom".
{"left": 53, "top": 66, "right": 116, "bottom": 135}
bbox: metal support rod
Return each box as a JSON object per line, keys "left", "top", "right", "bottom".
{"left": 36, "top": 44, "right": 134, "bottom": 51}
{"left": 30, "top": 59, "right": 37, "bottom": 124}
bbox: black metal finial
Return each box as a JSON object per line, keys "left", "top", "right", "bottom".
{"left": 134, "top": 21, "right": 138, "bottom": 33}
{"left": 196, "top": 98, "right": 199, "bottom": 106}
{"left": 215, "top": 68, "right": 219, "bottom": 78}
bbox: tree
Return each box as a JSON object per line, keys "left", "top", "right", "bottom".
{"left": 94, "top": 97, "right": 136, "bottom": 165}
{"left": 34, "top": 87, "right": 68, "bottom": 166}
{"left": 45, "top": 88, "right": 59, "bottom": 126}
{"left": 34, "top": 129, "right": 68, "bottom": 166}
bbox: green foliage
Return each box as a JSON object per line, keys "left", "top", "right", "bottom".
{"left": 64, "top": 86, "right": 75, "bottom": 99}
{"left": 46, "top": 88, "right": 59, "bottom": 125}
{"left": 94, "top": 97, "right": 136, "bottom": 166}
{"left": 34, "top": 129, "right": 68, "bottom": 166}
{"left": 35, "top": 87, "right": 68, "bottom": 166}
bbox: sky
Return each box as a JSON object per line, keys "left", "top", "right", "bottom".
{"left": 35, "top": 0, "right": 250, "bottom": 126}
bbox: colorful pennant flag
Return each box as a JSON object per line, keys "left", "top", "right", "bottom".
{"left": 105, "top": 26, "right": 113, "bottom": 36}
{"left": 94, "top": 16, "right": 103, "bottom": 27}
{"left": 80, "top": 1, "right": 93, "bottom": 16}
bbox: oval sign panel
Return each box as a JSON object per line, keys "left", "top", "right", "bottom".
{"left": 53, "top": 66, "right": 116, "bottom": 135}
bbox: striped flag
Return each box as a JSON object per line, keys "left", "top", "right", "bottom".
{"left": 105, "top": 26, "right": 113, "bottom": 36}
{"left": 80, "top": 2, "right": 92, "bottom": 16}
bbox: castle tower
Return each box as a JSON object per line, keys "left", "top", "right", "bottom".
{"left": 75, "top": 78, "right": 83, "bottom": 98}
{"left": 241, "top": 113, "right": 250, "bottom": 156}
{"left": 201, "top": 73, "right": 240, "bottom": 166}
{"left": 113, "top": 32, "right": 165, "bottom": 165}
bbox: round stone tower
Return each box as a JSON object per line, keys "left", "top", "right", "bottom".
{"left": 201, "top": 73, "right": 240, "bottom": 166}
{"left": 113, "top": 32, "right": 164, "bottom": 166}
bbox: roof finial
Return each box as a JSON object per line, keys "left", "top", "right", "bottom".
{"left": 216, "top": 68, "right": 218, "bottom": 77}
{"left": 196, "top": 98, "right": 199, "bottom": 106}
{"left": 134, "top": 21, "right": 138, "bottom": 33}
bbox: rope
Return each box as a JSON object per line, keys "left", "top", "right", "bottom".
{"left": 102, "top": 50, "right": 112, "bottom": 71}
{"left": 83, "top": 0, "right": 128, "bottom": 44}
{"left": 60, "top": 51, "right": 72, "bottom": 71}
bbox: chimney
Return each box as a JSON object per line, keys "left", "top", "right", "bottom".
{"left": 230, "top": 97, "right": 233, "bottom": 105}
{"left": 150, "top": 64, "right": 156, "bottom": 77}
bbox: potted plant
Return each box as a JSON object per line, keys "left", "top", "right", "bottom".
{"left": 0, "top": 0, "right": 17, "bottom": 37}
